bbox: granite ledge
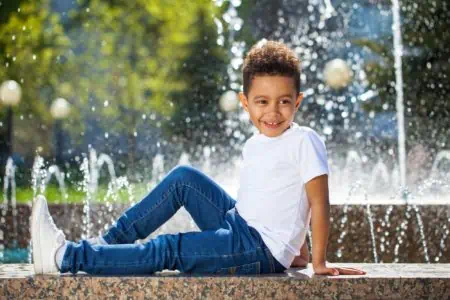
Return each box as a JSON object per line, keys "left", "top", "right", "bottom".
{"left": 1, "top": 264, "right": 449, "bottom": 299}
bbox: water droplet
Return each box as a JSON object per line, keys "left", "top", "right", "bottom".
{"left": 323, "top": 126, "right": 333, "bottom": 135}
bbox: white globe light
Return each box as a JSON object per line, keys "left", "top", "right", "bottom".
{"left": 0, "top": 80, "right": 22, "bottom": 106}
{"left": 219, "top": 90, "right": 239, "bottom": 112}
{"left": 51, "top": 97, "right": 71, "bottom": 119}
{"left": 323, "top": 58, "right": 352, "bottom": 90}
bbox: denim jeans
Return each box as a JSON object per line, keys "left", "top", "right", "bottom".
{"left": 60, "top": 165, "right": 286, "bottom": 275}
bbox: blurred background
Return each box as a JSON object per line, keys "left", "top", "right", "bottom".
{"left": 0, "top": 0, "right": 449, "bottom": 203}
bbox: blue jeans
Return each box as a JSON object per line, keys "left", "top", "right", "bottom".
{"left": 60, "top": 165, "right": 286, "bottom": 275}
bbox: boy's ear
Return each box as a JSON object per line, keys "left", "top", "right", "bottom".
{"left": 239, "top": 92, "right": 249, "bottom": 112}
{"left": 295, "top": 92, "right": 304, "bottom": 110}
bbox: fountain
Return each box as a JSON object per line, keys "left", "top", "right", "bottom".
{"left": 0, "top": 143, "right": 448, "bottom": 264}
{"left": 392, "top": 0, "right": 407, "bottom": 190}
{"left": 1, "top": 158, "right": 18, "bottom": 261}
{"left": 0, "top": 0, "right": 448, "bottom": 267}
{"left": 0, "top": 0, "right": 449, "bottom": 297}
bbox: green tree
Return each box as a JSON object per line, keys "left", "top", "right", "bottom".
{"left": 0, "top": 0, "right": 74, "bottom": 160}
{"left": 163, "top": 6, "right": 231, "bottom": 162}
{"left": 66, "top": 0, "right": 222, "bottom": 176}
{"left": 0, "top": 0, "right": 239, "bottom": 178}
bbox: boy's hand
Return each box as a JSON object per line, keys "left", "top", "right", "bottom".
{"left": 313, "top": 263, "right": 366, "bottom": 276}
{"left": 290, "top": 255, "right": 308, "bottom": 268}
{"left": 290, "top": 240, "right": 309, "bottom": 268}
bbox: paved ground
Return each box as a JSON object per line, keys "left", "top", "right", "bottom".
{"left": 1, "top": 264, "right": 449, "bottom": 299}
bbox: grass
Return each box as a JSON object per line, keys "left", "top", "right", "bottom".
{"left": 1, "top": 182, "right": 153, "bottom": 204}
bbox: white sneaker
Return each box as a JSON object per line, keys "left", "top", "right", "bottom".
{"left": 31, "top": 195, "right": 66, "bottom": 274}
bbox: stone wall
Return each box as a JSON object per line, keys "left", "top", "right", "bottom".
{"left": 1, "top": 204, "right": 449, "bottom": 263}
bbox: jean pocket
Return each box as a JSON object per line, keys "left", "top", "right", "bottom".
{"left": 216, "top": 261, "right": 261, "bottom": 275}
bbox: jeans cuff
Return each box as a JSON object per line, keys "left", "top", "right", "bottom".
{"left": 59, "top": 241, "right": 75, "bottom": 273}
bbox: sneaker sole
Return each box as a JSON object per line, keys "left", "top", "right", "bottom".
{"left": 31, "top": 197, "right": 43, "bottom": 274}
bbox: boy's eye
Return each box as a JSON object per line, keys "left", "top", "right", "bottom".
{"left": 256, "top": 99, "right": 290, "bottom": 104}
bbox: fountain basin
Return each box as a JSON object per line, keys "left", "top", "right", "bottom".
{"left": 1, "top": 204, "right": 449, "bottom": 263}
{"left": 1, "top": 264, "right": 449, "bottom": 299}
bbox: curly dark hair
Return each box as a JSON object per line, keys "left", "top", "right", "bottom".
{"left": 242, "top": 40, "right": 301, "bottom": 96}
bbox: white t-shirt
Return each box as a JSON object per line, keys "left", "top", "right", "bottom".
{"left": 236, "top": 122, "right": 329, "bottom": 268}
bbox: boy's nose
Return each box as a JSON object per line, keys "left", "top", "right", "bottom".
{"left": 265, "top": 103, "right": 280, "bottom": 114}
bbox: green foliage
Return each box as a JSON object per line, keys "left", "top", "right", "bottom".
{"left": 68, "top": 0, "right": 183, "bottom": 119}
{"left": 163, "top": 6, "right": 231, "bottom": 161}
{"left": 0, "top": 0, "right": 230, "bottom": 172}
{"left": 66, "top": 0, "right": 229, "bottom": 169}
{"left": 6, "top": 182, "right": 151, "bottom": 204}
{"left": 0, "top": 0, "right": 75, "bottom": 158}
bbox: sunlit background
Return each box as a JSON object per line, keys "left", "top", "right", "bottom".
{"left": 0, "top": 0, "right": 449, "bottom": 263}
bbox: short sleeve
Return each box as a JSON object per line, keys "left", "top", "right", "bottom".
{"left": 297, "top": 130, "right": 329, "bottom": 184}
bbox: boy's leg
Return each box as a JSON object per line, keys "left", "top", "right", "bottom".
{"left": 61, "top": 217, "right": 280, "bottom": 275}
{"left": 103, "top": 165, "right": 236, "bottom": 244}
{"left": 32, "top": 195, "right": 286, "bottom": 275}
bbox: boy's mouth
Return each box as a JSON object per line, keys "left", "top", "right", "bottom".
{"left": 262, "top": 121, "right": 283, "bottom": 129}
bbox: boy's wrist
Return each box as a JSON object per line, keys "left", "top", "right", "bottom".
{"left": 312, "top": 259, "right": 327, "bottom": 268}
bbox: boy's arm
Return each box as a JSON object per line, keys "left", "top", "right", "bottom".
{"left": 306, "top": 174, "right": 365, "bottom": 276}
{"left": 306, "top": 174, "right": 330, "bottom": 272}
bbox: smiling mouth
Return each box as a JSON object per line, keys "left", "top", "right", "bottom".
{"left": 262, "top": 121, "right": 283, "bottom": 129}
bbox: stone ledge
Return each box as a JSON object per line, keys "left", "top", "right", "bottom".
{"left": 1, "top": 264, "right": 449, "bottom": 299}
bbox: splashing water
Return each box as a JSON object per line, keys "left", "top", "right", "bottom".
{"left": 1, "top": 158, "right": 18, "bottom": 262}
{"left": 336, "top": 181, "right": 378, "bottom": 263}
{"left": 82, "top": 148, "right": 120, "bottom": 239}
{"left": 81, "top": 157, "right": 92, "bottom": 239}
{"left": 391, "top": 0, "right": 407, "bottom": 190}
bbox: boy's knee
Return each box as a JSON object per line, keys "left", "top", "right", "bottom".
{"left": 168, "top": 165, "right": 198, "bottom": 181}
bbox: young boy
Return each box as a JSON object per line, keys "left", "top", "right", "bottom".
{"left": 32, "top": 40, "right": 364, "bottom": 276}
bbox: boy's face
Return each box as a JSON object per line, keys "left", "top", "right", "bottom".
{"left": 239, "top": 75, "right": 303, "bottom": 138}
